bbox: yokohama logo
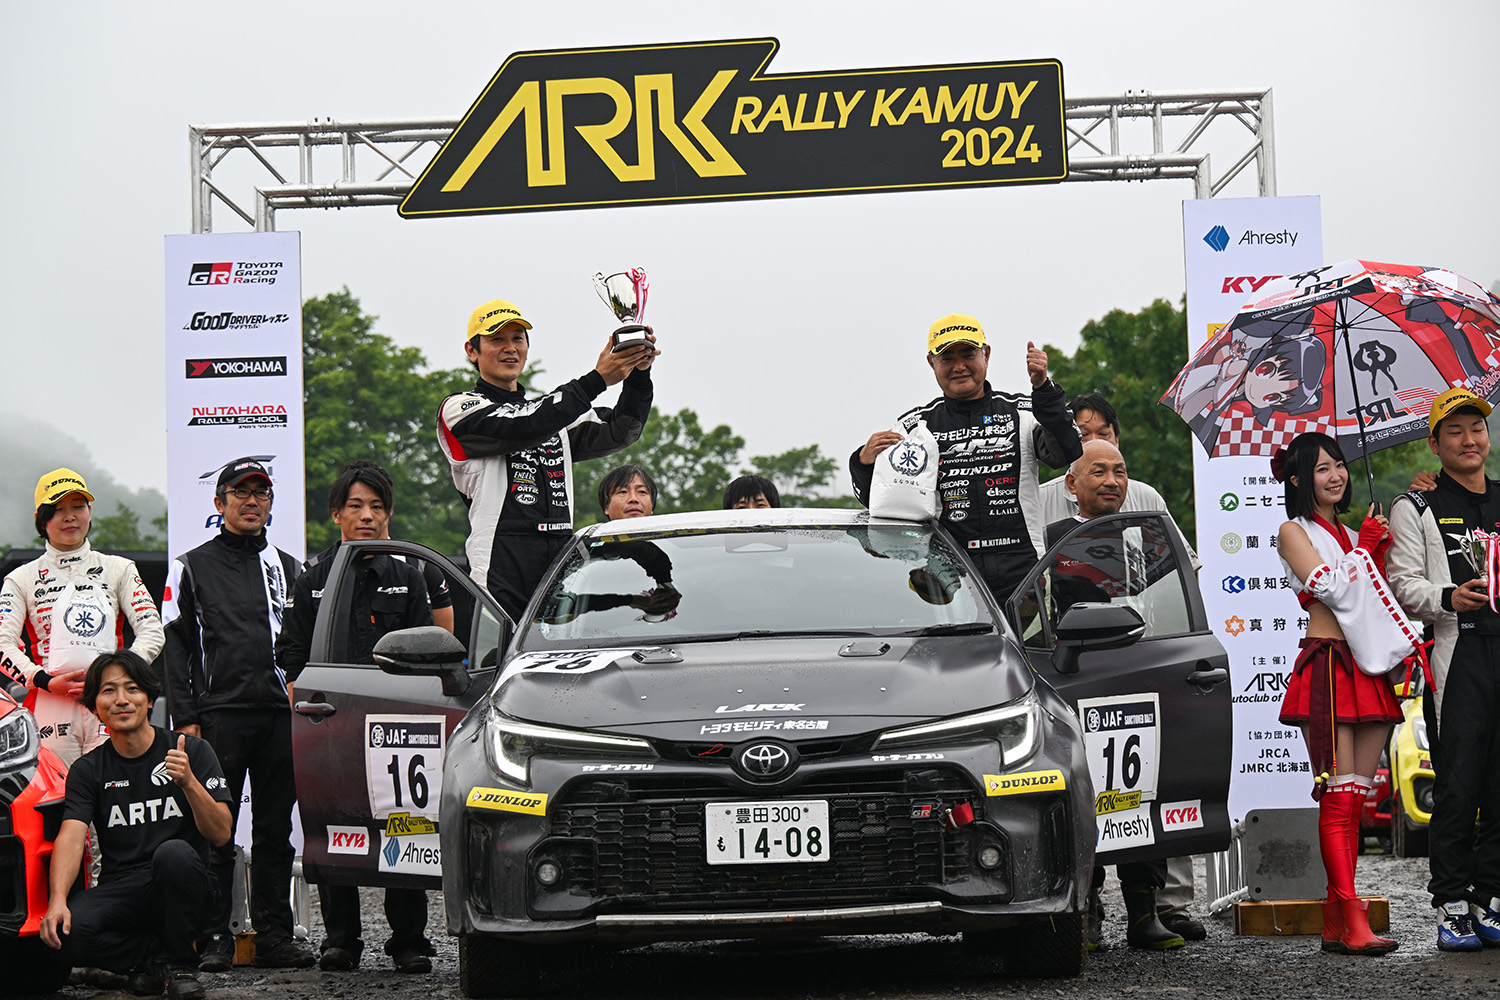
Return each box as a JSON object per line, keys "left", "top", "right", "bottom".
{"left": 186, "top": 356, "right": 288, "bottom": 378}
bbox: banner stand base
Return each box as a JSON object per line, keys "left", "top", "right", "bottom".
{"left": 1233, "top": 897, "right": 1390, "bottom": 936}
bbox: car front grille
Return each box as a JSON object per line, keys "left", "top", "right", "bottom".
{"left": 532, "top": 769, "right": 990, "bottom": 913}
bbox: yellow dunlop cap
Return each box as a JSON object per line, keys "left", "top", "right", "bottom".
{"left": 465, "top": 786, "right": 548, "bottom": 816}
{"left": 983, "top": 769, "right": 1066, "bottom": 797}
{"left": 927, "top": 313, "right": 987, "bottom": 356}
{"left": 1429, "top": 387, "right": 1493, "bottom": 434}
{"left": 466, "top": 298, "right": 532, "bottom": 345}
{"left": 34, "top": 467, "right": 94, "bottom": 510}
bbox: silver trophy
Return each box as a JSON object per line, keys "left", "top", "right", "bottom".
{"left": 592, "top": 268, "right": 650, "bottom": 353}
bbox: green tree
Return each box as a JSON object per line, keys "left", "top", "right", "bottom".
{"left": 90, "top": 504, "right": 167, "bottom": 551}
{"left": 302, "top": 289, "right": 478, "bottom": 555}
{"left": 1042, "top": 298, "right": 1198, "bottom": 538}
{"left": 745, "top": 446, "right": 857, "bottom": 508}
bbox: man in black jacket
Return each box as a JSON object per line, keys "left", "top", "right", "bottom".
{"left": 163, "top": 457, "right": 314, "bottom": 971}
{"left": 850, "top": 313, "right": 1082, "bottom": 603}
{"left": 437, "top": 298, "right": 658, "bottom": 623}
{"left": 276, "top": 461, "right": 436, "bottom": 974}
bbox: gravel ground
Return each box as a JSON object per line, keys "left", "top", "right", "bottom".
{"left": 40, "top": 851, "right": 1500, "bottom": 1000}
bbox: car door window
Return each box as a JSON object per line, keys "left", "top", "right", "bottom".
{"left": 1017, "top": 514, "right": 1192, "bottom": 650}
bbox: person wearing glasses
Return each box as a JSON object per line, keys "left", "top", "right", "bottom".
{"left": 162, "top": 458, "right": 315, "bottom": 972}
{"left": 849, "top": 314, "right": 1082, "bottom": 603}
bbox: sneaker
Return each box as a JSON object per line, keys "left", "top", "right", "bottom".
{"left": 391, "top": 948, "right": 432, "bottom": 974}
{"left": 318, "top": 946, "right": 359, "bottom": 971}
{"left": 197, "top": 934, "right": 235, "bottom": 973}
{"left": 166, "top": 967, "right": 206, "bottom": 1000}
{"left": 1158, "top": 909, "right": 1208, "bottom": 942}
{"left": 1437, "top": 902, "right": 1483, "bottom": 952}
{"left": 1471, "top": 898, "right": 1500, "bottom": 947}
{"left": 126, "top": 962, "right": 164, "bottom": 996}
{"left": 252, "top": 937, "right": 317, "bottom": 969}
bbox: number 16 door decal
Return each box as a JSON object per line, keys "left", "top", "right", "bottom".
{"left": 365, "top": 715, "right": 446, "bottom": 822}
{"left": 1077, "top": 693, "right": 1161, "bottom": 852}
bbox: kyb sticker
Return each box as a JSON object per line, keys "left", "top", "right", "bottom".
{"left": 326, "top": 826, "right": 369, "bottom": 855}
{"left": 1159, "top": 799, "right": 1204, "bottom": 832}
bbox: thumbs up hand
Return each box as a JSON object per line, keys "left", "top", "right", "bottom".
{"left": 165, "top": 733, "right": 193, "bottom": 786}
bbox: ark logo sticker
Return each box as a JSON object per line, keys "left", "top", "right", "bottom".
{"left": 400, "top": 38, "right": 1066, "bottom": 218}
{"left": 466, "top": 787, "right": 548, "bottom": 815}
{"left": 983, "top": 769, "right": 1066, "bottom": 796}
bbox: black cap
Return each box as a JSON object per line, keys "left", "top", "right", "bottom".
{"left": 216, "top": 457, "right": 272, "bottom": 491}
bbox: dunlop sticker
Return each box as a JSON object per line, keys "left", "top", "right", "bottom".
{"left": 401, "top": 38, "right": 1065, "bottom": 217}
{"left": 466, "top": 786, "right": 548, "bottom": 816}
{"left": 984, "top": 769, "right": 1066, "bottom": 797}
{"left": 1094, "top": 788, "right": 1143, "bottom": 816}
{"left": 385, "top": 812, "right": 438, "bottom": 837}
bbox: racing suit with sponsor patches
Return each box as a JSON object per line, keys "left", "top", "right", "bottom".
{"left": 850, "top": 379, "right": 1082, "bottom": 603}
{"left": 0, "top": 541, "right": 164, "bottom": 766}
{"left": 438, "top": 369, "right": 651, "bottom": 622}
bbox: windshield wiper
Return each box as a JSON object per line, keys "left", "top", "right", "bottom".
{"left": 904, "top": 622, "right": 995, "bottom": 637}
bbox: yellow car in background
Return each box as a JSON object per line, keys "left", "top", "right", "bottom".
{"left": 1388, "top": 694, "right": 1433, "bottom": 857}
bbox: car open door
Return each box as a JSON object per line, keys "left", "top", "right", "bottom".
{"left": 290, "top": 540, "right": 509, "bottom": 888}
{"left": 1006, "top": 512, "right": 1231, "bottom": 866}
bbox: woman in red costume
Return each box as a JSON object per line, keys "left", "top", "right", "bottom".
{"left": 1275, "top": 432, "right": 1404, "bottom": 956}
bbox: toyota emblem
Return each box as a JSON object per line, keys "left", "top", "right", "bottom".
{"left": 739, "top": 743, "right": 792, "bottom": 777}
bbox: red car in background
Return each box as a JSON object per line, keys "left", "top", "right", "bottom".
{"left": 0, "top": 685, "right": 74, "bottom": 995}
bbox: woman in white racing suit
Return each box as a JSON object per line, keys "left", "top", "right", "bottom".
{"left": 0, "top": 468, "right": 164, "bottom": 766}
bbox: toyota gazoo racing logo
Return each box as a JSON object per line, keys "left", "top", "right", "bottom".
{"left": 185, "top": 356, "right": 289, "bottom": 379}
{"left": 737, "top": 743, "right": 792, "bottom": 777}
{"left": 188, "top": 261, "right": 285, "bottom": 286}
{"left": 182, "top": 311, "right": 292, "bottom": 331}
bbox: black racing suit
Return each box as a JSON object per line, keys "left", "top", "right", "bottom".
{"left": 437, "top": 369, "right": 652, "bottom": 623}
{"left": 276, "top": 543, "right": 435, "bottom": 962}
{"left": 850, "top": 379, "right": 1082, "bottom": 604}
{"left": 161, "top": 527, "right": 302, "bottom": 950}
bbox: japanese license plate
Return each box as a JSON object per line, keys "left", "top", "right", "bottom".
{"left": 705, "top": 800, "right": 831, "bottom": 865}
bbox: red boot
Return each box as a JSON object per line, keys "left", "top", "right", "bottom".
{"left": 1321, "top": 898, "right": 1346, "bottom": 954}
{"left": 1339, "top": 897, "right": 1398, "bottom": 956}
{"left": 1318, "top": 784, "right": 1360, "bottom": 955}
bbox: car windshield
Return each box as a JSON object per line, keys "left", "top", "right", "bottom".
{"left": 523, "top": 523, "right": 990, "bottom": 648}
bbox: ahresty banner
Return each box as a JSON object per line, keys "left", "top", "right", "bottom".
{"left": 1181, "top": 196, "right": 1324, "bottom": 820}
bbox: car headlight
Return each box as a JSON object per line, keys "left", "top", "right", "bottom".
{"left": 0, "top": 710, "right": 39, "bottom": 768}
{"left": 1411, "top": 717, "right": 1429, "bottom": 752}
{"left": 873, "top": 688, "right": 1042, "bottom": 769}
{"left": 485, "top": 711, "right": 655, "bottom": 787}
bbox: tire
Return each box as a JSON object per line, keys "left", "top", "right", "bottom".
{"left": 0, "top": 936, "right": 70, "bottom": 996}
{"left": 966, "top": 913, "right": 1087, "bottom": 979}
{"left": 1392, "top": 795, "right": 1429, "bottom": 859}
{"left": 458, "top": 936, "right": 543, "bottom": 999}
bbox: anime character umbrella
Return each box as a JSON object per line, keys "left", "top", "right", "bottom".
{"left": 1160, "top": 259, "right": 1500, "bottom": 492}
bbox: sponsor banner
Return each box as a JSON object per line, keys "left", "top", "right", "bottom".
{"left": 378, "top": 832, "right": 442, "bottom": 876}
{"left": 983, "top": 769, "right": 1065, "bottom": 796}
{"left": 1182, "top": 197, "right": 1323, "bottom": 820}
{"left": 466, "top": 786, "right": 549, "bottom": 815}
{"left": 1159, "top": 799, "right": 1205, "bottom": 832}
{"left": 327, "top": 825, "right": 371, "bottom": 855}
{"left": 164, "top": 233, "right": 304, "bottom": 562}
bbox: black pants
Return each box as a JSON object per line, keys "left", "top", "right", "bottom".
{"left": 318, "top": 884, "right": 429, "bottom": 958}
{"left": 1092, "top": 859, "right": 1167, "bottom": 894}
{"left": 1428, "top": 631, "right": 1500, "bottom": 907}
{"left": 200, "top": 707, "right": 297, "bottom": 946}
{"left": 484, "top": 532, "right": 568, "bottom": 623}
{"left": 969, "top": 545, "right": 1038, "bottom": 607}
{"left": 57, "top": 841, "right": 214, "bottom": 972}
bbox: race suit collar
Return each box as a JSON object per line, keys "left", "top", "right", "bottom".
{"left": 475, "top": 376, "right": 527, "bottom": 403}
{"left": 42, "top": 538, "right": 93, "bottom": 563}
{"left": 942, "top": 380, "right": 994, "bottom": 411}
{"left": 1436, "top": 469, "right": 1498, "bottom": 501}
{"left": 216, "top": 526, "right": 268, "bottom": 552}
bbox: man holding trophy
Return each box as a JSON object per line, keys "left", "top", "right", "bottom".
{"left": 439, "top": 272, "right": 658, "bottom": 622}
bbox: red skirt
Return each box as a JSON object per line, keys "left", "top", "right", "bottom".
{"left": 1278, "top": 637, "right": 1403, "bottom": 726}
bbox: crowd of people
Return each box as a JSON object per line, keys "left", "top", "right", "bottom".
{"left": 2, "top": 298, "right": 1496, "bottom": 996}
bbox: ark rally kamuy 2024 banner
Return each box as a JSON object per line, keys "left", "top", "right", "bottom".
{"left": 1181, "top": 196, "right": 1324, "bottom": 821}
{"left": 163, "top": 232, "right": 305, "bottom": 564}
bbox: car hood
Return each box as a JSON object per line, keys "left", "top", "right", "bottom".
{"left": 490, "top": 635, "right": 1032, "bottom": 734}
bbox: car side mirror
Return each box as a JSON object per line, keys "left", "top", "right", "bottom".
{"left": 1051, "top": 603, "right": 1145, "bottom": 676}
{"left": 373, "top": 626, "right": 471, "bottom": 697}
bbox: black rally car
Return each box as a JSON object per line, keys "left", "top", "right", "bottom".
{"left": 289, "top": 509, "right": 1229, "bottom": 996}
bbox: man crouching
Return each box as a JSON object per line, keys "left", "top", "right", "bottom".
{"left": 41, "top": 650, "right": 233, "bottom": 999}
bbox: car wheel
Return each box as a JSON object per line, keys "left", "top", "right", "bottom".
{"left": 458, "top": 936, "right": 541, "bottom": 999}
{"left": 966, "top": 913, "right": 1087, "bottom": 979}
{"left": 1392, "top": 795, "right": 1429, "bottom": 859}
{"left": 0, "top": 936, "right": 70, "bottom": 996}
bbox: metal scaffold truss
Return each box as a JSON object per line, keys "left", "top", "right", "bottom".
{"left": 189, "top": 89, "right": 1275, "bottom": 232}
